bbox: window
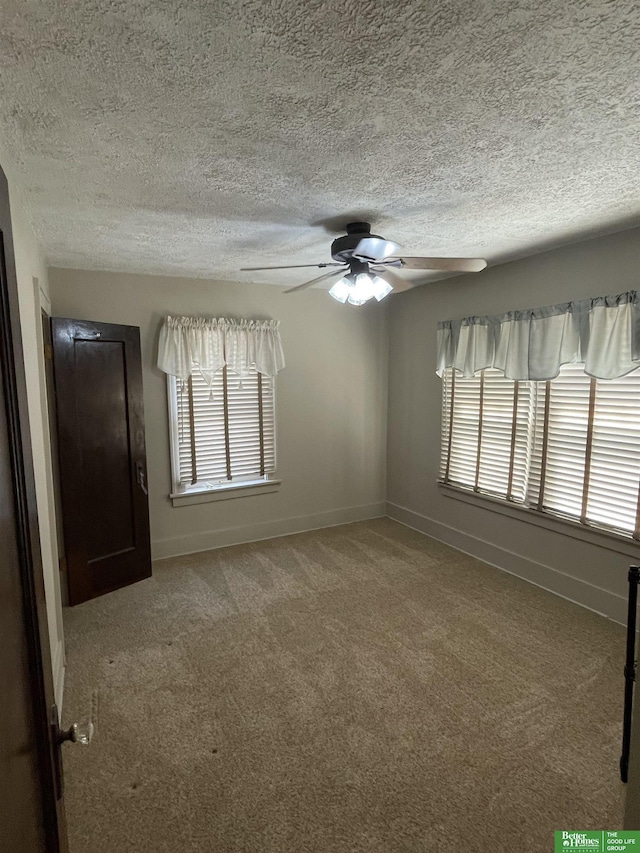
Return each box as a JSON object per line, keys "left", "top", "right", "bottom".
{"left": 158, "top": 315, "right": 284, "bottom": 504}
{"left": 168, "top": 366, "right": 276, "bottom": 496}
{"left": 440, "top": 364, "right": 640, "bottom": 539}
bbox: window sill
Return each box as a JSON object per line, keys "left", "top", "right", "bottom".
{"left": 439, "top": 482, "right": 640, "bottom": 559}
{"left": 170, "top": 479, "right": 281, "bottom": 507}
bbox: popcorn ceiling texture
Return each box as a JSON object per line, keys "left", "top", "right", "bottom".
{"left": 0, "top": 0, "right": 639, "bottom": 284}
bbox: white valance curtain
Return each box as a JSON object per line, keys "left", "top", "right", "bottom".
{"left": 158, "top": 316, "right": 285, "bottom": 383}
{"left": 436, "top": 291, "right": 640, "bottom": 381}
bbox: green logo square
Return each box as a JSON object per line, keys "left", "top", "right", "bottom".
{"left": 555, "top": 831, "right": 640, "bottom": 852}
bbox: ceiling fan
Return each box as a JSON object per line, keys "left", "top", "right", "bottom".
{"left": 241, "top": 222, "right": 487, "bottom": 305}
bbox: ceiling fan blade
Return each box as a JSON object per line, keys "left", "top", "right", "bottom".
{"left": 241, "top": 262, "right": 344, "bottom": 271}
{"left": 352, "top": 237, "right": 401, "bottom": 264}
{"left": 392, "top": 257, "right": 487, "bottom": 272}
{"left": 372, "top": 268, "right": 414, "bottom": 294}
{"left": 284, "top": 268, "right": 347, "bottom": 294}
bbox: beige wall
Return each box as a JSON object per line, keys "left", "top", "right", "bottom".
{"left": 387, "top": 226, "right": 640, "bottom": 624}
{"left": 49, "top": 268, "right": 388, "bottom": 559}
{"left": 5, "top": 170, "right": 65, "bottom": 706}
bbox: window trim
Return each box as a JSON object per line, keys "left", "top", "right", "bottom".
{"left": 440, "top": 482, "right": 640, "bottom": 558}
{"left": 166, "top": 375, "right": 279, "bottom": 504}
{"left": 170, "top": 478, "right": 282, "bottom": 507}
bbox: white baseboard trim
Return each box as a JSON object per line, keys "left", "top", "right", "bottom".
{"left": 152, "top": 502, "right": 387, "bottom": 561}
{"left": 386, "top": 501, "right": 628, "bottom": 626}
{"left": 52, "top": 638, "right": 65, "bottom": 712}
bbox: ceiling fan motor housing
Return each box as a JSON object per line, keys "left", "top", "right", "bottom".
{"left": 330, "top": 222, "right": 384, "bottom": 263}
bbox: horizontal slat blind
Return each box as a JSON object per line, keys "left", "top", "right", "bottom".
{"left": 441, "top": 368, "right": 532, "bottom": 500}
{"left": 586, "top": 372, "right": 640, "bottom": 534}
{"left": 173, "top": 368, "right": 275, "bottom": 487}
{"left": 524, "top": 381, "right": 546, "bottom": 509}
{"left": 441, "top": 362, "right": 640, "bottom": 539}
{"left": 439, "top": 367, "right": 454, "bottom": 481}
{"left": 511, "top": 379, "right": 536, "bottom": 502}
{"left": 478, "top": 371, "right": 516, "bottom": 496}
{"left": 534, "top": 364, "right": 591, "bottom": 519}
{"left": 446, "top": 370, "right": 480, "bottom": 489}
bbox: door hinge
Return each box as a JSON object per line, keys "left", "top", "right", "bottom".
{"left": 44, "top": 343, "right": 53, "bottom": 361}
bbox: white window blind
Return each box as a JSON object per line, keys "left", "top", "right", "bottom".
{"left": 530, "top": 366, "right": 591, "bottom": 518}
{"left": 440, "top": 364, "right": 640, "bottom": 539}
{"left": 170, "top": 367, "right": 276, "bottom": 489}
{"left": 440, "top": 368, "right": 534, "bottom": 502}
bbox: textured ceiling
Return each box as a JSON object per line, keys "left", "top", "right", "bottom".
{"left": 0, "top": 0, "right": 639, "bottom": 285}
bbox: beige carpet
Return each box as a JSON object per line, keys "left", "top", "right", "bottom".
{"left": 62, "top": 519, "right": 626, "bottom": 852}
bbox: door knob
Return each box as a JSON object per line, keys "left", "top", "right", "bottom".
{"left": 50, "top": 704, "right": 94, "bottom": 800}
{"left": 58, "top": 718, "right": 94, "bottom": 746}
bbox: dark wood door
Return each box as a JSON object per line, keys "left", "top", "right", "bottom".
{"left": 0, "top": 166, "right": 68, "bottom": 851}
{"left": 51, "top": 318, "right": 151, "bottom": 606}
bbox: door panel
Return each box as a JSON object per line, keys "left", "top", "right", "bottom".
{"left": 51, "top": 318, "right": 151, "bottom": 606}
{"left": 0, "top": 303, "right": 46, "bottom": 852}
{"left": 0, "top": 166, "right": 68, "bottom": 851}
{"left": 77, "top": 340, "right": 135, "bottom": 560}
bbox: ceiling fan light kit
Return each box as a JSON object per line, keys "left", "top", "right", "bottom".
{"left": 241, "top": 221, "right": 488, "bottom": 305}
{"left": 329, "top": 273, "right": 393, "bottom": 305}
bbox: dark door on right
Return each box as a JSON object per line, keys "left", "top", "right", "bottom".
{"left": 51, "top": 318, "right": 152, "bottom": 605}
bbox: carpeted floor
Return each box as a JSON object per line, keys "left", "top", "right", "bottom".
{"left": 62, "top": 518, "right": 626, "bottom": 852}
